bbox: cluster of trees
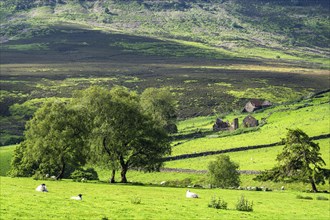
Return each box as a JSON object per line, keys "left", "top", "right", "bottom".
{"left": 208, "top": 129, "right": 329, "bottom": 192}
{"left": 10, "top": 86, "right": 177, "bottom": 183}
{"left": 255, "top": 129, "right": 330, "bottom": 192}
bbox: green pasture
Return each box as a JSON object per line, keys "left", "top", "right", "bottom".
{"left": 165, "top": 139, "right": 330, "bottom": 171}
{"left": 1, "top": 177, "right": 329, "bottom": 220}
{"left": 0, "top": 145, "right": 15, "bottom": 176}
{"left": 173, "top": 97, "right": 330, "bottom": 156}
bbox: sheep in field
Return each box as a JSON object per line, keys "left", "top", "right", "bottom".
{"left": 36, "top": 183, "right": 48, "bottom": 192}
{"left": 71, "top": 194, "right": 83, "bottom": 200}
{"left": 186, "top": 190, "right": 198, "bottom": 198}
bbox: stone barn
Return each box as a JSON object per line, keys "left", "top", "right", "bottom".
{"left": 213, "top": 118, "right": 230, "bottom": 131}
{"left": 213, "top": 118, "right": 239, "bottom": 131}
{"left": 243, "top": 115, "right": 259, "bottom": 127}
{"left": 243, "top": 99, "right": 272, "bottom": 112}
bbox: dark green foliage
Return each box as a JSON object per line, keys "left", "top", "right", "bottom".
{"left": 75, "top": 86, "right": 172, "bottom": 183}
{"left": 208, "top": 195, "right": 228, "bottom": 209}
{"left": 140, "top": 88, "right": 178, "bottom": 134}
{"left": 208, "top": 155, "right": 240, "bottom": 188}
{"left": 70, "top": 168, "right": 99, "bottom": 182}
{"left": 9, "top": 100, "right": 89, "bottom": 179}
{"left": 255, "top": 129, "right": 330, "bottom": 192}
{"left": 236, "top": 195, "right": 253, "bottom": 212}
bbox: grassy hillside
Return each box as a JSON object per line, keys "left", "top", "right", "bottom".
{"left": 0, "top": 0, "right": 329, "bottom": 145}
{"left": 1, "top": 177, "right": 329, "bottom": 220}
{"left": 171, "top": 92, "right": 329, "bottom": 155}
{"left": 165, "top": 138, "right": 330, "bottom": 171}
{"left": 1, "top": 1, "right": 329, "bottom": 63}
{"left": 1, "top": 93, "right": 329, "bottom": 192}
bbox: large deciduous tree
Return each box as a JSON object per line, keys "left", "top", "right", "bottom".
{"left": 76, "top": 86, "right": 171, "bottom": 183}
{"left": 10, "top": 100, "right": 88, "bottom": 179}
{"left": 255, "top": 129, "right": 330, "bottom": 192}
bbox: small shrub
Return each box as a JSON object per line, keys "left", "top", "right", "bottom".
{"left": 208, "top": 195, "right": 227, "bottom": 209}
{"left": 316, "top": 196, "right": 329, "bottom": 201}
{"left": 70, "top": 168, "right": 99, "bottom": 182}
{"left": 131, "top": 196, "right": 141, "bottom": 204}
{"left": 32, "top": 172, "right": 45, "bottom": 180}
{"left": 208, "top": 155, "right": 240, "bottom": 188}
{"left": 236, "top": 195, "right": 253, "bottom": 212}
{"left": 296, "top": 195, "right": 313, "bottom": 200}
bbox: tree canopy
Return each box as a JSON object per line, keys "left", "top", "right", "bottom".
{"left": 10, "top": 86, "right": 174, "bottom": 182}
{"left": 255, "top": 129, "right": 330, "bottom": 192}
{"left": 9, "top": 100, "right": 88, "bottom": 179}
{"left": 140, "top": 87, "right": 177, "bottom": 133}
{"left": 74, "top": 86, "right": 172, "bottom": 183}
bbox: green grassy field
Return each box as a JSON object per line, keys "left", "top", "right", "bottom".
{"left": 172, "top": 93, "right": 330, "bottom": 156}
{"left": 0, "top": 145, "right": 15, "bottom": 176}
{"left": 165, "top": 139, "right": 330, "bottom": 171}
{"left": 1, "top": 177, "right": 329, "bottom": 220}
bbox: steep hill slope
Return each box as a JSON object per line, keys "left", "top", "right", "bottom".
{"left": 0, "top": 0, "right": 329, "bottom": 145}
{"left": 1, "top": 0, "right": 329, "bottom": 65}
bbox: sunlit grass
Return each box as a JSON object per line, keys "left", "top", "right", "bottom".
{"left": 165, "top": 139, "right": 330, "bottom": 171}
{"left": 173, "top": 96, "right": 329, "bottom": 156}
{"left": 2, "top": 43, "right": 49, "bottom": 51}
{"left": 1, "top": 177, "right": 329, "bottom": 220}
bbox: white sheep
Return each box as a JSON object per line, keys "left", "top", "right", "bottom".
{"left": 281, "top": 186, "right": 285, "bottom": 190}
{"left": 71, "top": 194, "right": 82, "bottom": 200}
{"left": 186, "top": 190, "right": 198, "bottom": 198}
{"left": 36, "top": 183, "right": 48, "bottom": 192}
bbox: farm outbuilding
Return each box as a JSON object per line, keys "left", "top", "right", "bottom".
{"left": 213, "top": 118, "right": 239, "bottom": 131}
{"left": 213, "top": 118, "right": 230, "bottom": 131}
{"left": 243, "top": 99, "right": 272, "bottom": 112}
{"left": 243, "top": 115, "right": 259, "bottom": 127}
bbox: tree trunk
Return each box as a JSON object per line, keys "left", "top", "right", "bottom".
{"left": 309, "top": 176, "right": 318, "bottom": 192}
{"left": 120, "top": 166, "right": 128, "bottom": 183}
{"left": 119, "top": 155, "right": 128, "bottom": 183}
{"left": 56, "top": 162, "right": 66, "bottom": 180}
{"left": 110, "top": 169, "right": 116, "bottom": 183}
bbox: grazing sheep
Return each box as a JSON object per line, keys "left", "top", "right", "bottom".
{"left": 36, "top": 183, "right": 48, "bottom": 192}
{"left": 160, "top": 181, "right": 166, "bottom": 186}
{"left": 71, "top": 194, "right": 82, "bottom": 200}
{"left": 281, "top": 186, "right": 285, "bottom": 190}
{"left": 186, "top": 190, "right": 198, "bottom": 198}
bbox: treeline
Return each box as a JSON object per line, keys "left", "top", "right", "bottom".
{"left": 9, "top": 86, "right": 177, "bottom": 183}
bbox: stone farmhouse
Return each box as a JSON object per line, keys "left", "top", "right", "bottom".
{"left": 243, "top": 99, "right": 272, "bottom": 113}
{"left": 243, "top": 115, "right": 259, "bottom": 127}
